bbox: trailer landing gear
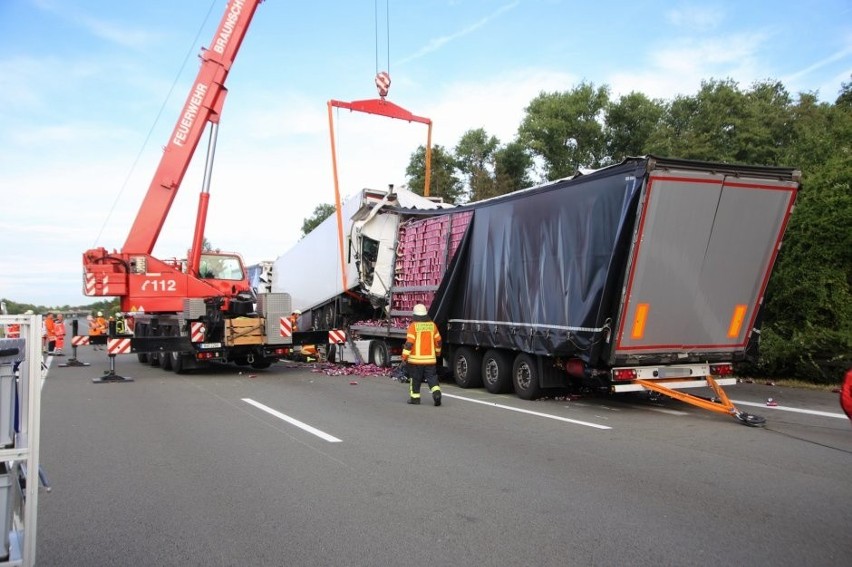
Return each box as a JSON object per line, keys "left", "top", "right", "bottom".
{"left": 635, "top": 376, "right": 765, "bottom": 427}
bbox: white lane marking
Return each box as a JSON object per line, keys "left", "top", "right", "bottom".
{"left": 624, "top": 404, "right": 690, "bottom": 416}
{"left": 443, "top": 394, "right": 612, "bottom": 430}
{"left": 732, "top": 400, "right": 847, "bottom": 420}
{"left": 242, "top": 398, "right": 342, "bottom": 442}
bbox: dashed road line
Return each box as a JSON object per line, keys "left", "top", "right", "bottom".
{"left": 242, "top": 398, "right": 342, "bottom": 442}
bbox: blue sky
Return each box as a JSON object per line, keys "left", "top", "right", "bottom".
{"left": 1, "top": 0, "right": 850, "bottom": 307}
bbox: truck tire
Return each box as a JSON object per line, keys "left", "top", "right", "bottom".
{"left": 482, "top": 349, "right": 513, "bottom": 394}
{"left": 370, "top": 341, "right": 390, "bottom": 367}
{"left": 251, "top": 360, "right": 272, "bottom": 369}
{"left": 160, "top": 327, "right": 176, "bottom": 371}
{"left": 513, "top": 353, "right": 542, "bottom": 400}
{"left": 170, "top": 351, "right": 187, "bottom": 374}
{"left": 136, "top": 324, "right": 149, "bottom": 364}
{"left": 161, "top": 349, "right": 173, "bottom": 371}
{"left": 453, "top": 347, "right": 482, "bottom": 388}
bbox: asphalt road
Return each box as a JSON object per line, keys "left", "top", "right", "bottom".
{"left": 35, "top": 350, "right": 852, "bottom": 567}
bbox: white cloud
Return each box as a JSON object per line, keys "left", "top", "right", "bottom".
{"left": 608, "top": 32, "right": 770, "bottom": 99}
{"left": 33, "top": 0, "right": 157, "bottom": 49}
{"left": 396, "top": 1, "right": 520, "bottom": 66}
{"left": 666, "top": 5, "right": 725, "bottom": 31}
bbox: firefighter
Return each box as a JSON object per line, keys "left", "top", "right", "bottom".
{"left": 43, "top": 313, "right": 56, "bottom": 354}
{"left": 54, "top": 313, "right": 66, "bottom": 355}
{"left": 115, "top": 313, "right": 129, "bottom": 335}
{"left": 288, "top": 310, "right": 301, "bottom": 333}
{"left": 90, "top": 311, "right": 107, "bottom": 350}
{"left": 402, "top": 304, "right": 442, "bottom": 406}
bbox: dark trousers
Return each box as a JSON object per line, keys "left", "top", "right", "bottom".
{"left": 408, "top": 363, "right": 439, "bottom": 399}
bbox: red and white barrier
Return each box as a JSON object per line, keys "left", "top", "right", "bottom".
{"left": 280, "top": 316, "right": 292, "bottom": 338}
{"left": 190, "top": 322, "right": 206, "bottom": 343}
{"left": 107, "top": 338, "right": 132, "bottom": 355}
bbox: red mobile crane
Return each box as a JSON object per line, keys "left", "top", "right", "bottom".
{"left": 83, "top": 0, "right": 296, "bottom": 372}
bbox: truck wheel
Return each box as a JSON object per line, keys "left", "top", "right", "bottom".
{"left": 136, "top": 324, "right": 149, "bottom": 363}
{"left": 453, "top": 347, "right": 482, "bottom": 388}
{"left": 251, "top": 360, "right": 272, "bottom": 369}
{"left": 482, "top": 349, "right": 513, "bottom": 394}
{"left": 161, "top": 350, "right": 173, "bottom": 371}
{"left": 370, "top": 341, "right": 390, "bottom": 367}
{"left": 159, "top": 327, "right": 175, "bottom": 371}
{"left": 170, "top": 351, "right": 186, "bottom": 374}
{"left": 513, "top": 353, "right": 542, "bottom": 400}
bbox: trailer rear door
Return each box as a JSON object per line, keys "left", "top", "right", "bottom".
{"left": 614, "top": 169, "right": 797, "bottom": 357}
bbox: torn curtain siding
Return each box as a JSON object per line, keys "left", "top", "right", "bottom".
{"left": 439, "top": 160, "right": 647, "bottom": 362}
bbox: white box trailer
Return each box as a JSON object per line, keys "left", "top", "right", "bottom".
{"left": 269, "top": 187, "right": 452, "bottom": 362}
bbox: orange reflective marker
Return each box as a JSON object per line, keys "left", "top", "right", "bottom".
{"left": 631, "top": 303, "right": 649, "bottom": 340}
{"left": 727, "top": 304, "right": 748, "bottom": 338}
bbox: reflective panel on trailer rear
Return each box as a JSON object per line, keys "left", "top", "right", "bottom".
{"left": 615, "top": 170, "right": 797, "bottom": 356}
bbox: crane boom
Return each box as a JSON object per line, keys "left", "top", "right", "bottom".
{"left": 122, "top": 0, "right": 262, "bottom": 255}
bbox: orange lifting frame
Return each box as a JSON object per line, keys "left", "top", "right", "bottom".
{"left": 636, "top": 376, "right": 765, "bottom": 426}
{"left": 326, "top": 98, "right": 433, "bottom": 293}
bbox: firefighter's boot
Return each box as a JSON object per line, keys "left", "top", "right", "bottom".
{"left": 407, "top": 397, "right": 420, "bottom": 405}
{"left": 432, "top": 390, "right": 442, "bottom": 407}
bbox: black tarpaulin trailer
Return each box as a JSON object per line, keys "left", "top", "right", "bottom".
{"left": 432, "top": 156, "right": 799, "bottom": 422}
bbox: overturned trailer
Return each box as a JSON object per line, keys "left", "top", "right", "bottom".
{"left": 276, "top": 156, "right": 799, "bottom": 424}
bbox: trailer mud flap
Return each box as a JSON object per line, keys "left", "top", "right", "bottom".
{"left": 635, "top": 376, "right": 765, "bottom": 427}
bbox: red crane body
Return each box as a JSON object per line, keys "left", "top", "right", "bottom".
{"left": 83, "top": 0, "right": 263, "bottom": 314}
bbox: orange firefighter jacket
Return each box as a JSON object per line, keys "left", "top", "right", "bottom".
{"left": 401, "top": 320, "right": 442, "bottom": 365}
{"left": 90, "top": 316, "right": 107, "bottom": 336}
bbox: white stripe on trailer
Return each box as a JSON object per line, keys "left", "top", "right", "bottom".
{"left": 280, "top": 316, "right": 292, "bottom": 338}
{"left": 190, "top": 322, "right": 206, "bottom": 343}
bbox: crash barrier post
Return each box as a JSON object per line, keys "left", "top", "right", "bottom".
{"left": 58, "top": 319, "right": 90, "bottom": 367}
{"left": 92, "top": 319, "right": 133, "bottom": 384}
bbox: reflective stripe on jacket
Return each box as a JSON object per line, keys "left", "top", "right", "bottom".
{"left": 401, "top": 320, "right": 442, "bottom": 365}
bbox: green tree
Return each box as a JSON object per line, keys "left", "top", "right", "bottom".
{"left": 405, "top": 144, "right": 464, "bottom": 204}
{"left": 756, "top": 87, "right": 852, "bottom": 381}
{"left": 455, "top": 128, "right": 500, "bottom": 201}
{"left": 518, "top": 82, "right": 610, "bottom": 179}
{"left": 605, "top": 91, "right": 665, "bottom": 162}
{"left": 493, "top": 141, "right": 533, "bottom": 195}
{"left": 301, "top": 203, "right": 336, "bottom": 237}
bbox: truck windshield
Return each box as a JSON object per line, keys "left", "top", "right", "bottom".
{"left": 199, "top": 254, "right": 245, "bottom": 281}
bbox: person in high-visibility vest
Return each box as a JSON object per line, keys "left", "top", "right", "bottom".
{"left": 54, "top": 313, "right": 66, "bottom": 354}
{"left": 288, "top": 309, "right": 301, "bottom": 333}
{"left": 43, "top": 313, "right": 57, "bottom": 354}
{"left": 402, "top": 304, "right": 442, "bottom": 406}
{"left": 90, "top": 311, "right": 107, "bottom": 350}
